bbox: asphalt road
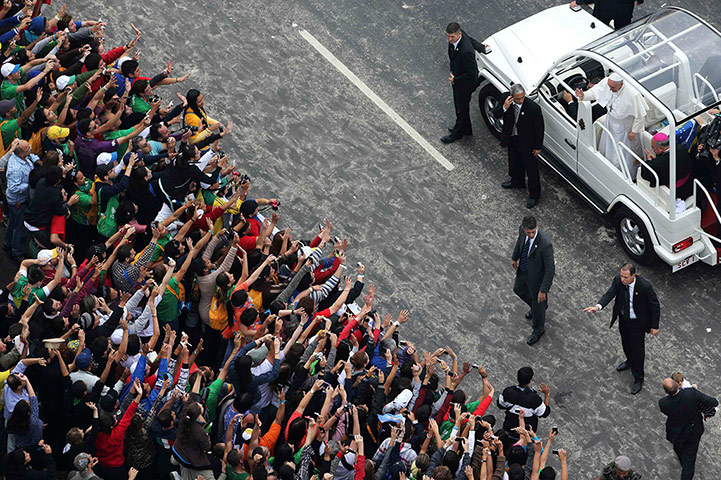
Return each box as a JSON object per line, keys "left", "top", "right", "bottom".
{"left": 3, "top": 0, "right": 721, "bottom": 477}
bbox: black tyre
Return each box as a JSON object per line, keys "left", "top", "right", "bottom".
{"left": 613, "top": 206, "right": 657, "bottom": 265}
{"left": 478, "top": 84, "right": 504, "bottom": 140}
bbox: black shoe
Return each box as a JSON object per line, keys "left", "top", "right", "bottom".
{"left": 526, "top": 331, "right": 544, "bottom": 345}
{"left": 631, "top": 381, "right": 643, "bottom": 395}
{"left": 524, "top": 309, "right": 532, "bottom": 319}
{"left": 501, "top": 181, "right": 525, "bottom": 189}
{"left": 441, "top": 134, "right": 461, "bottom": 144}
{"left": 463, "top": 131, "right": 473, "bottom": 137}
{"left": 616, "top": 361, "right": 630, "bottom": 372}
{"left": 526, "top": 198, "right": 538, "bottom": 209}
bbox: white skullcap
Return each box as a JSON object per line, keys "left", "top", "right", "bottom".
{"left": 609, "top": 72, "right": 623, "bottom": 82}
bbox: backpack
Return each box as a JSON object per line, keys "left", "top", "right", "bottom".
{"left": 208, "top": 292, "right": 228, "bottom": 331}
{"left": 96, "top": 185, "right": 119, "bottom": 237}
{"left": 84, "top": 181, "right": 100, "bottom": 226}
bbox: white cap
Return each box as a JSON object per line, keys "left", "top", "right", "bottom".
{"left": 609, "top": 72, "right": 623, "bottom": 82}
{"left": 55, "top": 75, "right": 71, "bottom": 90}
{"left": 96, "top": 151, "right": 117, "bottom": 165}
{"left": 1, "top": 63, "right": 19, "bottom": 77}
{"left": 36, "top": 248, "right": 57, "bottom": 265}
{"left": 115, "top": 56, "right": 132, "bottom": 68}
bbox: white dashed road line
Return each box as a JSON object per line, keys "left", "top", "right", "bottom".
{"left": 298, "top": 29, "right": 455, "bottom": 171}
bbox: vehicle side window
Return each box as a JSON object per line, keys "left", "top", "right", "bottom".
{"left": 539, "top": 76, "right": 577, "bottom": 125}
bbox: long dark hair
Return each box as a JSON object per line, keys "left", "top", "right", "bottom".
{"left": 130, "top": 79, "right": 149, "bottom": 97}
{"left": 232, "top": 355, "right": 253, "bottom": 394}
{"left": 129, "top": 166, "right": 150, "bottom": 194}
{"left": 31, "top": 108, "right": 52, "bottom": 134}
{"left": 177, "top": 402, "right": 203, "bottom": 441}
{"left": 185, "top": 89, "right": 205, "bottom": 119}
{"left": 7, "top": 400, "right": 30, "bottom": 435}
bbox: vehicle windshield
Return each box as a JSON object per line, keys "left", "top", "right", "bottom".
{"left": 584, "top": 8, "right": 721, "bottom": 122}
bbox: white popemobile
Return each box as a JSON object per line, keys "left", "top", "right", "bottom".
{"left": 475, "top": 5, "right": 721, "bottom": 271}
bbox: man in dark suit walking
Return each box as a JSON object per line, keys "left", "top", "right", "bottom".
{"left": 583, "top": 263, "right": 660, "bottom": 394}
{"left": 511, "top": 216, "right": 555, "bottom": 345}
{"left": 659, "top": 378, "right": 718, "bottom": 480}
{"left": 493, "top": 84, "right": 545, "bottom": 208}
{"left": 570, "top": 0, "right": 643, "bottom": 30}
{"left": 441, "top": 22, "right": 487, "bottom": 144}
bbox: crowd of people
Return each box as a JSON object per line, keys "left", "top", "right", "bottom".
{"left": 0, "top": 1, "right": 711, "bottom": 480}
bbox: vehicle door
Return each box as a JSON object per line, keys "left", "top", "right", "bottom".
{"left": 535, "top": 75, "right": 579, "bottom": 172}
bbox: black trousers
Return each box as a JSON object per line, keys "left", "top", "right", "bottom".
{"left": 451, "top": 86, "right": 473, "bottom": 136}
{"left": 619, "top": 319, "right": 645, "bottom": 382}
{"left": 672, "top": 433, "right": 702, "bottom": 480}
{"left": 513, "top": 270, "right": 547, "bottom": 335}
{"left": 508, "top": 136, "right": 541, "bottom": 199}
{"left": 593, "top": 4, "right": 634, "bottom": 29}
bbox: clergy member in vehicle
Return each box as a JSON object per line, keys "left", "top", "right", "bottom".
{"left": 642, "top": 132, "right": 694, "bottom": 201}
{"left": 575, "top": 72, "right": 648, "bottom": 177}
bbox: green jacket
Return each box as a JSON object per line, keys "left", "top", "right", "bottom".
{"left": 600, "top": 462, "right": 642, "bottom": 480}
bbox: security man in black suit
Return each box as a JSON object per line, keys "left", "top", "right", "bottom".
{"left": 659, "top": 378, "right": 718, "bottom": 480}
{"left": 441, "top": 23, "right": 487, "bottom": 144}
{"left": 511, "top": 216, "right": 555, "bottom": 346}
{"left": 584, "top": 263, "right": 660, "bottom": 394}
{"left": 493, "top": 84, "right": 545, "bottom": 208}
{"left": 570, "top": 0, "right": 643, "bottom": 30}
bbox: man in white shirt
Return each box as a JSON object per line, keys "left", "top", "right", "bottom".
{"left": 584, "top": 263, "right": 661, "bottom": 395}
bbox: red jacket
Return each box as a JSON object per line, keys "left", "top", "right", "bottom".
{"left": 83, "top": 47, "right": 128, "bottom": 93}
{"left": 96, "top": 400, "right": 138, "bottom": 467}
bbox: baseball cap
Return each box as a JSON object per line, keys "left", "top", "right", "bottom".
{"left": 47, "top": 126, "right": 70, "bottom": 141}
{"left": 96, "top": 151, "right": 118, "bottom": 165}
{"left": 55, "top": 74, "right": 76, "bottom": 91}
{"left": 36, "top": 248, "right": 58, "bottom": 265}
{"left": 75, "top": 348, "right": 92, "bottom": 370}
{"left": 28, "top": 17, "right": 45, "bottom": 35}
{"left": 96, "top": 163, "right": 114, "bottom": 179}
{"left": 1, "top": 63, "right": 19, "bottom": 77}
{"left": 615, "top": 456, "right": 631, "bottom": 472}
{"left": 73, "top": 452, "right": 90, "bottom": 472}
{"left": 0, "top": 99, "right": 15, "bottom": 117}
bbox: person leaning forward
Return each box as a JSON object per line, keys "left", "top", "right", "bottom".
{"left": 659, "top": 378, "right": 718, "bottom": 480}
{"left": 511, "top": 216, "right": 554, "bottom": 346}
{"left": 583, "top": 263, "right": 660, "bottom": 395}
{"left": 597, "top": 455, "right": 642, "bottom": 480}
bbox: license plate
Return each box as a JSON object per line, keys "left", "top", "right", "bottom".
{"left": 673, "top": 254, "right": 698, "bottom": 272}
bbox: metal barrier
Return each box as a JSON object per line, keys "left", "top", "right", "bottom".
{"left": 693, "top": 73, "right": 720, "bottom": 105}
{"left": 618, "top": 142, "right": 662, "bottom": 207}
{"left": 592, "top": 120, "right": 630, "bottom": 180}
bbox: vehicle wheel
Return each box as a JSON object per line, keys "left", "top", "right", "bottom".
{"left": 613, "top": 207, "right": 657, "bottom": 265}
{"left": 478, "top": 84, "right": 504, "bottom": 140}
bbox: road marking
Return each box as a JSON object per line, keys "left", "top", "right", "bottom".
{"left": 298, "top": 29, "right": 454, "bottom": 171}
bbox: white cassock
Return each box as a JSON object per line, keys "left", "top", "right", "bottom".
{"left": 583, "top": 75, "right": 648, "bottom": 176}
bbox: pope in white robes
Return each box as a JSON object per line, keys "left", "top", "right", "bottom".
{"left": 576, "top": 73, "right": 649, "bottom": 176}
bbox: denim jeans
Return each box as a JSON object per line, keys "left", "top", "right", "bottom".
{"left": 4, "top": 201, "right": 27, "bottom": 258}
